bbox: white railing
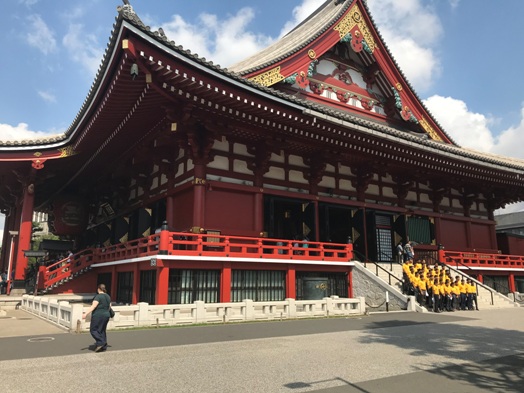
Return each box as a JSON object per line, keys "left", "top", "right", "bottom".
{"left": 21, "top": 295, "right": 366, "bottom": 331}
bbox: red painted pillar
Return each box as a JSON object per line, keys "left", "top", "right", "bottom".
{"left": 14, "top": 184, "right": 35, "bottom": 284}
{"left": 155, "top": 263, "right": 169, "bottom": 305}
{"left": 286, "top": 266, "right": 296, "bottom": 299}
{"left": 132, "top": 263, "right": 140, "bottom": 304}
{"left": 508, "top": 273, "right": 516, "bottom": 293}
{"left": 476, "top": 274, "right": 483, "bottom": 284}
{"left": 221, "top": 262, "right": 231, "bottom": 302}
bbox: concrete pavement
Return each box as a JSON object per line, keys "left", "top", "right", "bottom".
{"left": 0, "top": 308, "right": 523, "bottom": 392}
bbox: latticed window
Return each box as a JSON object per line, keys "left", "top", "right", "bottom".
{"left": 139, "top": 270, "right": 156, "bottom": 304}
{"left": 116, "top": 271, "right": 133, "bottom": 304}
{"left": 168, "top": 269, "right": 220, "bottom": 304}
{"left": 231, "top": 270, "right": 285, "bottom": 302}
{"left": 375, "top": 214, "right": 393, "bottom": 262}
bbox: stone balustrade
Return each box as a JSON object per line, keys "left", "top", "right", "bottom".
{"left": 21, "top": 295, "right": 366, "bottom": 331}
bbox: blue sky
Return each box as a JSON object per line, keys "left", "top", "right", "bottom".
{"left": 1, "top": 0, "right": 524, "bottom": 243}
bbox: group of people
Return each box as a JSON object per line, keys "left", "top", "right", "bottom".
{"left": 402, "top": 259, "right": 479, "bottom": 312}
{"left": 397, "top": 241, "right": 414, "bottom": 264}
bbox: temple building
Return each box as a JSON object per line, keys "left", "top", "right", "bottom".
{"left": 1, "top": 0, "right": 523, "bottom": 303}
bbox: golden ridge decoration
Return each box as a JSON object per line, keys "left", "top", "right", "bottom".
{"left": 419, "top": 118, "right": 443, "bottom": 142}
{"left": 248, "top": 66, "right": 285, "bottom": 87}
{"left": 308, "top": 49, "right": 317, "bottom": 59}
{"left": 58, "top": 146, "right": 75, "bottom": 158}
{"left": 395, "top": 82, "right": 403, "bottom": 91}
{"left": 334, "top": 4, "right": 376, "bottom": 52}
{"left": 34, "top": 152, "right": 42, "bottom": 157}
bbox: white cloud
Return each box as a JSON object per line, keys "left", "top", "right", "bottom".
{"left": 367, "top": 0, "right": 442, "bottom": 92}
{"left": 423, "top": 95, "right": 524, "bottom": 214}
{"left": 37, "top": 90, "right": 56, "bottom": 103}
{"left": 160, "top": 8, "right": 274, "bottom": 68}
{"left": 0, "top": 123, "right": 60, "bottom": 141}
{"left": 26, "top": 14, "right": 57, "bottom": 55}
{"left": 423, "top": 95, "right": 495, "bottom": 151}
{"left": 279, "top": 0, "right": 325, "bottom": 37}
{"left": 62, "top": 23, "right": 104, "bottom": 76}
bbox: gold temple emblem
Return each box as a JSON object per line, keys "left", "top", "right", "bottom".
{"left": 34, "top": 152, "right": 42, "bottom": 157}
{"left": 395, "top": 82, "right": 403, "bottom": 91}
{"left": 308, "top": 49, "right": 317, "bottom": 59}
{"left": 248, "top": 66, "right": 285, "bottom": 87}
{"left": 419, "top": 117, "right": 443, "bottom": 142}
{"left": 334, "top": 4, "right": 376, "bottom": 52}
{"left": 58, "top": 146, "right": 75, "bottom": 158}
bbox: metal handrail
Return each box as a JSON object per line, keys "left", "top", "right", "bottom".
{"left": 352, "top": 249, "right": 403, "bottom": 287}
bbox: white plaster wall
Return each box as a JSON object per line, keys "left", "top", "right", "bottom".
{"left": 265, "top": 166, "right": 285, "bottom": 180}
{"left": 367, "top": 184, "right": 379, "bottom": 196}
{"left": 208, "top": 155, "right": 229, "bottom": 171}
{"left": 233, "top": 159, "right": 251, "bottom": 175}
{"left": 271, "top": 152, "right": 285, "bottom": 163}
{"left": 420, "top": 193, "right": 431, "bottom": 204}
{"left": 289, "top": 170, "right": 307, "bottom": 184}
{"left": 214, "top": 137, "right": 229, "bottom": 152}
{"left": 382, "top": 187, "right": 395, "bottom": 198}
{"left": 289, "top": 154, "right": 305, "bottom": 167}
{"left": 233, "top": 142, "right": 251, "bottom": 156}
{"left": 339, "top": 179, "right": 354, "bottom": 191}
{"left": 318, "top": 176, "right": 336, "bottom": 189}
{"left": 452, "top": 198, "right": 462, "bottom": 208}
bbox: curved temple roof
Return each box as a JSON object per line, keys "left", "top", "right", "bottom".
{"left": 0, "top": 1, "right": 524, "bottom": 181}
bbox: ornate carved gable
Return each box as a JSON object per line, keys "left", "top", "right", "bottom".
{"left": 233, "top": 0, "right": 451, "bottom": 144}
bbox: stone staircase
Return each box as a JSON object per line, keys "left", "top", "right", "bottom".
{"left": 362, "top": 261, "right": 519, "bottom": 311}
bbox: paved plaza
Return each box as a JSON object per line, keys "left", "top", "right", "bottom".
{"left": 0, "top": 308, "right": 523, "bottom": 392}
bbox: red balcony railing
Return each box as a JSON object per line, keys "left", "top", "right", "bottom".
{"left": 39, "top": 231, "right": 353, "bottom": 292}
{"left": 441, "top": 250, "right": 524, "bottom": 269}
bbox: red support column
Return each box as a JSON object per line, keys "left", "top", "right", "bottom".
{"left": 476, "top": 274, "right": 483, "bottom": 284}
{"left": 155, "top": 263, "right": 169, "bottom": 305}
{"left": 221, "top": 262, "right": 231, "bottom": 302}
{"left": 14, "top": 184, "right": 35, "bottom": 284}
{"left": 286, "top": 266, "right": 296, "bottom": 299}
{"left": 508, "top": 273, "right": 516, "bottom": 293}
{"left": 132, "top": 263, "right": 140, "bottom": 304}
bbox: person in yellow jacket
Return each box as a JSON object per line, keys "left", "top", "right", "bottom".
{"left": 458, "top": 279, "right": 467, "bottom": 310}
{"left": 417, "top": 273, "right": 427, "bottom": 306}
{"left": 466, "top": 278, "right": 479, "bottom": 310}
{"left": 443, "top": 279, "right": 453, "bottom": 311}
{"left": 451, "top": 282, "right": 460, "bottom": 310}
{"left": 432, "top": 279, "right": 441, "bottom": 313}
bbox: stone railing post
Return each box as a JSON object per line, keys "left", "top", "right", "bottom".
{"left": 243, "top": 299, "right": 254, "bottom": 320}
{"left": 359, "top": 296, "right": 366, "bottom": 314}
{"left": 194, "top": 300, "right": 205, "bottom": 323}
{"left": 137, "top": 302, "right": 149, "bottom": 326}
{"left": 71, "top": 303, "right": 84, "bottom": 331}
{"left": 285, "top": 298, "right": 296, "bottom": 318}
